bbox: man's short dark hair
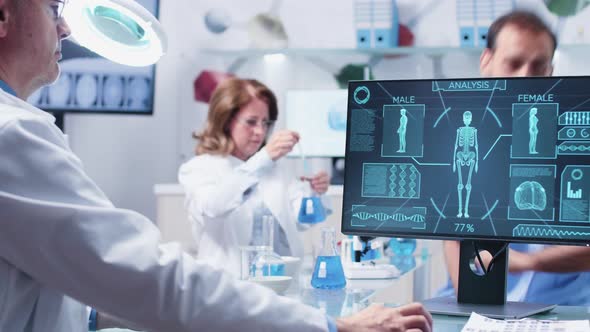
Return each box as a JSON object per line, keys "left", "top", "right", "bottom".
{"left": 487, "top": 11, "right": 557, "bottom": 53}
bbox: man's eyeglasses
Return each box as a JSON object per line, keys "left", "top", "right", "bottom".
{"left": 50, "top": 0, "right": 66, "bottom": 20}
{"left": 235, "top": 118, "right": 275, "bottom": 130}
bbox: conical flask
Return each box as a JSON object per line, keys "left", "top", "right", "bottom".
{"left": 311, "top": 227, "right": 346, "bottom": 289}
{"left": 298, "top": 193, "right": 327, "bottom": 224}
{"left": 296, "top": 143, "right": 327, "bottom": 224}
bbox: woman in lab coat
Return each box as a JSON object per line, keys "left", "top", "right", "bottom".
{"left": 179, "top": 78, "right": 330, "bottom": 277}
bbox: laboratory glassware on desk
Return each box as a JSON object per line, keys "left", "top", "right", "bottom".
{"left": 340, "top": 236, "right": 400, "bottom": 279}
{"left": 311, "top": 227, "right": 346, "bottom": 289}
{"left": 250, "top": 214, "right": 285, "bottom": 277}
{"left": 296, "top": 144, "right": 327, "bottom": 224}
{"left": 387, "top": 238, "right": 417, "bottom": 256}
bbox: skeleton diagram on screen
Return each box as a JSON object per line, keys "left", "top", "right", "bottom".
{"left": 452, "top": 111, "right": 479, "bottom": 218}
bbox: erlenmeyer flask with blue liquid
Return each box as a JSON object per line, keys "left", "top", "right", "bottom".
{"left": 311, "top": 227, "right": 346, "bottom": 289}
{"left": 298, "top": 195, "right": 327, "bottom": 224}
{"left": 296, "top": 144, "right": 327, "bottom": 224}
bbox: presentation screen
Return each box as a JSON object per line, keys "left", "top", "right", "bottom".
{"left": 342, "top": 77, "right": 590, "bottom": 245}
{"left": 286, "top": 89, "right": 348, "bottom": 157}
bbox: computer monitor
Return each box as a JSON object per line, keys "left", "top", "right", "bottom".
{"left": 342, "top": 76, "right": 590, "bottom": 318}
{"left": 27, "top": 0, "right": 159, "bottom": 129}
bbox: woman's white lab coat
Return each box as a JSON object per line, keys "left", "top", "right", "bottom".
{"left": 0, "top": 89, "right": 329, "bottom": 332}
{"left": 178, "top": 151, "right": 315, "bottom": 277}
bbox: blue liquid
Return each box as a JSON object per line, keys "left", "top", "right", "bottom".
{"left": 360, "top": 242, "right": 382, "bottom": 261}
{"left": 391, "top": 255, "right": 416, "bottom": 272}
{"left": 311, "top": 256, "right": 346, "bottom": 289}
{"left": 252, "top": 263, "right": 285, "bottom": 277}
{"left": 298, "top": 197, "right": 327, "bottom": 224}
{"left": 389, "top": 238, "right": 417, "bottom": 256}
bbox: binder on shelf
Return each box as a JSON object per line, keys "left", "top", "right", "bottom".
{"left": 354, "top": 0, "right": 399, "bottom": 49}
{"left": 456, "top": 0, "right": 515, "bottom": 48}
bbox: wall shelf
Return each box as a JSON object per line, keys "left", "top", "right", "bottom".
{"left": 200, "top": 46, "right": 486, "bottom": 75}
{"left": 200, "top": 44, "right": 590, "bottom": 77}
{"left": 201, "top": 46, "right": 485, "bottom": 57}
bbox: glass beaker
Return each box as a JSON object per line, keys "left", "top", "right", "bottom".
{"left": 253, "top": 249, "right": 285, "bottom": 276}
{"left": 311, "top": 227, "right": 346, "bottom": 289}
{"left": 240, "top": 245, "right": 266, "bottom": 280}
{"left": 298, "top": 194, "right": 327, "bottom": 224}
{"left": 250, "top": 214, "right": 285, "bottom": 277}
{"left": 251, "top": 205, "right": 273, "bottom": 249}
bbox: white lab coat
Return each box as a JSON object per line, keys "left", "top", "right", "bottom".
{"left": 0, "top": 88, "right": 329, "bottom": 332}
{"left": 178, "top": 151, "right": 316, "bottom": 277}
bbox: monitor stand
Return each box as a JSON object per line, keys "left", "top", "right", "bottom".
{"left": 422, "top": 240, "right": 556, "bottom": 319}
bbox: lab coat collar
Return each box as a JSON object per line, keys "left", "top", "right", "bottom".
{"left": 0, "top": 88, "right": 56, "bottom": 123}
{"left": 227, "top": 154, "right": 244, "bottom": 165}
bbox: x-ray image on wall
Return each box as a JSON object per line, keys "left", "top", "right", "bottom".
{"left": 27, "top": 0, "right": 159, "bottom": 114}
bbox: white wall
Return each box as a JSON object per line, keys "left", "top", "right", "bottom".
{"left": 64, "top": 0, "right": 191, "bottom": 220}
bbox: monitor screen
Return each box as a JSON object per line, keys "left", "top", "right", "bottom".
{"left": 27, "top": 0, "right": 159, "bottom": 115}
{"left": 286, "top": 89, "right": 348, "bottom": 157}
{"left": 342, "top": 76, "right": 590, "bottom": 246}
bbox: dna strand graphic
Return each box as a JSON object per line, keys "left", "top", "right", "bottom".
{"left": 557, "top": 142, "right": 590, "bottom": 156}
{"left": 352, "top": 212, "right": 425, "bottom": 223}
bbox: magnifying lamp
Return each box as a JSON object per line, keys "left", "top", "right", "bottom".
{"left": 63, "top": 0, "right": 167, "bottom": 67}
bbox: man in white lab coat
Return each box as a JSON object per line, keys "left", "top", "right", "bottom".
{"left": 0, "top": 1, "right": 433, "bottom": 331}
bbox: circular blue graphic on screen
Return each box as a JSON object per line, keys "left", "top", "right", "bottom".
{"left": 354, "top": 86, "right": 370, "bottom": 104}
{"left": 572, "top": 168, "right": 584, "bottom": 181}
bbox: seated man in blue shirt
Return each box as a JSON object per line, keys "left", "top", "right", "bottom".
{"left": 439, "top": 10, "right": 590, "bottom": 306}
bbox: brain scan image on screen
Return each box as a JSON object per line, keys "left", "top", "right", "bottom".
{"left": 515, "top": 181, "right": 547, "bottom": 211}
{"left": 343, "top": 77, "right": 590, "bottom": 244}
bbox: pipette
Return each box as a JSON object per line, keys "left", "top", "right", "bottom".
{"left": 296, "top": 143, "right": 312, "bottom": 182}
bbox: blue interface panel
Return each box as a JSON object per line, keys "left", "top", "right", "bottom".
{"left": 342, "top": 77, "right": 590, "bottom": 244}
